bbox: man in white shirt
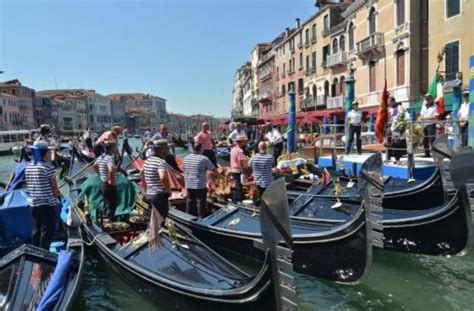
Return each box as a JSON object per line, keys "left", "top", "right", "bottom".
{"left": 345, "top": 102, "right": 363, "bottom": 155}
{"left": 458, "top": 91, "right": 470, "bottom": 147}
{"left": 264, "top": 123, "right": 283, "bottom": 163}
{"left": 227, "top": 122, "right": 247, "bottom": 145}
{"left": 418, "top": 94, "right": 439, "bottom": 157}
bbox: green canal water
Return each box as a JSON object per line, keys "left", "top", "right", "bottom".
{"left": 2, "top": 138, "right": 473, "bottom": 310}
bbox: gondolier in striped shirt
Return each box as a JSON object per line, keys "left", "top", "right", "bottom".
{"left": 94, "top": 141, "right": 118, "bottom": 220}
{"left": 230, "top": 135, "right": 248, "bottom": 203}
{"left": 183, "top": 143, "right": 216, "bottom": 218}
{"left": 25, "top": 140, "right": 60, "bottom": 250}
{"left": 250, "top": 142, "right": 274, "bottom": 200}
{"left": 151, "top": 124, "right": 181, "bottom": 172}
{"left": 195, "top": 122, "right": 217, "bottom": 167}
{"left": 141, "top": 139, "right": 172, "bottom": 221}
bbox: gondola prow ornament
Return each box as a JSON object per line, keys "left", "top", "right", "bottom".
{"left": 257, "top": 178, "right": 296, "bottom": 311}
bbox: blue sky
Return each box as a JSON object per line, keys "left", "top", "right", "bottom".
{"left": 0, "top": 0, "right": 316, "bottom": 117}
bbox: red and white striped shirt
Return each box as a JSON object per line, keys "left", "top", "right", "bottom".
{"left": 195, "top": 131, "right": 213, "bottom": 150}
{"left": 230, "top": 145, "right": 245, "bottom": 173}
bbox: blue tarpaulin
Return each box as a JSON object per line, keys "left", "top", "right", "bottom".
{"left": 36, "top": 250, "right": 73, "bottom": 311}
{"left": 0, "top": 189, "right": 32, "bottom": 243}
{"left": 6, "top": 160, "right": 29, "bottom": 191}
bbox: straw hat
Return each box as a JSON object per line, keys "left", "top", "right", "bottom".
{"left": 235, "top": 135, "right": 248, "bottom": 142}
{"left": 153, "top": 139, "right": 169, "bottom": 148}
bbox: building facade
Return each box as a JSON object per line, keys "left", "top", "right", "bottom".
{"left": 428, "top": 0, "right": 473, "bottom": 90}
{"left": 0, "top": 79, "right": 35, "bottom": 129}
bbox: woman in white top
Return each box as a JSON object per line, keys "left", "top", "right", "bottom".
{"left": 458, "top": 91, "right": 470, "bottom": 147}
{"left": 345, "top": 102, "right": 363, "bottom": 155}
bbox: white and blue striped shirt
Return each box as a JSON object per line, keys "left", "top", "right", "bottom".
{"left": 97, "top": 154, "right": 115, "bottom": 183}
{"left": 250, "top": 153, "right": 274, "bottom": 188}
{"left": 25, "top": 160, "right": 57, "bottom": 207}
{"left": 143, "top": 156, "right": 168, "bottom": 195}
{"left": 183, "top": 153, "right": 215, "bottom": 190}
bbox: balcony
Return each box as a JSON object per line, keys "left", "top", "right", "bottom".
{"left": 356, "top": 32, "right": 384, "bottom": 56}
{"left": 327, "top": 95, "right": 344, "bottom": 109}
{"left": 259, "top": 91, "right": 273, "bottom": 103}
{"left": 260, "top": 71, "right": 271, "bottom": 81}
{"left": 287, "top": 69, "right": 294, "bottom": 75}
{"left": 301, "top": 97, "right": 316, "bottom": 110}
{"left": 326, "top": 52, "right": 347, "bottom": 68}
{"left": 304, "top": 41, "right": 310, "bottom": 48}
{"left": 297, "top": 42, "right": 303, "bottom": 49}
{"left": 311, "top": 36, "right": 317, "bottom": 44}
{"left": 316, "top": 95, "right": 327, "bottom": 107}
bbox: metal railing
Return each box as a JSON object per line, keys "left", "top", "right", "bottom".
{"left": 356, "top": 32, "right": 384, "bottom": 55}
{"left": 326, "top": 52, "right": 347, "bottom": 67}
{"left": 327, "top": 95, "right": 344, "bottom": 109}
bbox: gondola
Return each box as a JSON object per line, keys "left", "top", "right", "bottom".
{"left": 168, "top": 153, "right": 384, "bottom": 284}
{"left": 292, "top": 165, "right": 445, "bottom": 211}
{"left": 0, "top": 154, "right": 84, "bottom": 310}
{"left": 68, "top": 148, "right": 275, "bottom": 310}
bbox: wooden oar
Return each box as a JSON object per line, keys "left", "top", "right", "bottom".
{"left": 59, "top": 158, "right": 97, "bottom": 188}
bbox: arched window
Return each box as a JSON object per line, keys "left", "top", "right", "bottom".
{"left": 332, "top": 78, "right": 339, "bottom": 97}
{"left": 324, "top": 81, "right": 330, "bottom": 96}
{"left": 340, "top": 35, "right": 346, "bottom": 52}
{"left": 332, "top": 39, "right": 338, "bottom": 54}
{"left": 312, "top": 85, "right": 317, "bottom": 98}
{"left": 348, "top": 22, "right": 355, "bottom": 51}
{"left": 396, "top": 49, "right": 405, "bottom": 85}
{"left": 340, "top": 76, "right": 346, "bottom": 96}
{"left": 369, "top": 8, "right": 376, "bottom": 34}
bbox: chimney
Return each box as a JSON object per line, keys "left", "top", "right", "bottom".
{"left": 285, "top": 27, "right": 290, "bottom": 37}
{"left": 296, "top": 18, "right": 301, "bottom": 28}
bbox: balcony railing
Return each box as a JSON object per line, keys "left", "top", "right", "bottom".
{"left": 326, "top": 52, "right": 347, "bottom": 67}
{"left": 356, "top": 32, "right": 384, "bottom": 56}
{"left": 311, "top": 36, "right": 317, "bottom": 44}
{"left": 260, "top": 71, "right": 271, "bottom": 81}
{"left": 327, "top": 95, "right": 344, "bottom": 109}
{"left": 304, "top": 41, "right": 310, "bottom": 48}
{"left": 301, "top": 97, "right": 317, "bottom": 109}
{"left": 297, "top": 42, "right": 303, "bottom": 49}
{"left": 316, "top": 95, "right": 327, "bottom": 107}
{"left": 321, "top": 28, "right": 330, "bottom": 37}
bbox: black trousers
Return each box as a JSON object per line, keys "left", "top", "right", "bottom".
{"left": 85, "top": 137, "right": 93, "bottom": 151}
{"left": 202, "top": 149, "right": 217, "bottom": 167}
{"left": 460, "top": 123, "right": 469, "bottom": 147}
{"left": 346, "top": 124, "right": 361, "bottom": 154}
{"left": 93, "top": 144, "right": 104, "bottom": 157}
{"left": 146, "top": 193, "right": 170, "bottom": 219}
{"left": 422, "top": 124, "right": 436, "bottom": 156}
{"left": 391, "top": 139, "right": 407, "bottom": 161}
{"left": 252, "top": 186, "right": 267, "bottom": 207}
{"left": 32, "top": 204, "right": 56, "bottom": 250}
{"left": 186, "top": 188, "right": 208, "bottom": 218}
{"left": 123, "top": 138, "right": 133, "bottom": 155}
{"left": 166, "top": 154, "right": 182, "bottom": 172}
{"left": 273, "top": 142, "right": 283, "bottom": 163}
{"left": 231, "top": 172, "right": 242, "bottom": 203}
{"left": 100, "top": 182, "right": 117, "bottom": 218}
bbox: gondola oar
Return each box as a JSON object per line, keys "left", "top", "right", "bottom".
{"left": 59, "top": 158, "right": 97, "bottom": 188}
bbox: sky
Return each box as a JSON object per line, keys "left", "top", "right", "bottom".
{"left": 0, "top": 0, "right": 316, "bottom": 117}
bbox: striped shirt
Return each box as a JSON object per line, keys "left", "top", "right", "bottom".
{"left": 143, "top": 156, "right": 168, "bottom": 195}
{"left": 195, "top": 131, "right": 213, "bottom": 150}
{"left": 230, "top": 146, "right": 245, "bottom": 173}
{"left": 250, "top": 153, "right": 274, "bottom": 188}
{"left": 25, "top": 160, "right": 57, "bottom": 207}
{"left": 184, "top": 153, "right": 215, "bottom": 189}
{"left": 97, "top": 154, "right": 115, "bottom": 183}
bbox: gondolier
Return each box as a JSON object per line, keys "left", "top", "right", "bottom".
{"left": 122, "top": 125, "right": 133, "bottom": 155}
{"left": 345, "top": 102, "right": 363, "bottom": 155}
{"left": 82, "top": 127, "right": 93, "bottom": 153}
{"left": 25, "top": 140, "right": 59, "bottom": 250}
{"left": 264, "top": 123, "right": 283, "bottom": 163}
{"left": 458, "top": 90, "right": 470, "bottom": 147}
{"left": 152, "top": 124, "right": 181, "bottom": 172}
{"left": 94, "top": 141, "right": 118, "bottom": 220}
{"left": 418, "top": 94, "right": 438, "bottom": 157}
{"left": 183, "top": 143, "right": 216, "bottom": 218}
{"left": 195, "top": 122, "right": 217, "bottom": 167}
{"left": 227, "top": 122, "right": 247, "bottom": 145}
{"left": 141, "top": 139, "right": 171, "bottom": 219}
{"left": 250, "top": 141, "right": 274, "bottom": 202}
{"left": 94, "top": 126, "right": 123, "bottom": 157}
{"left": 230, "top": 135, "right": 248, "bottom": 203}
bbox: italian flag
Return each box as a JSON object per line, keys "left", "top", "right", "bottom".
{"left": 428, "top": 69, "right": 445, "bottom": 117}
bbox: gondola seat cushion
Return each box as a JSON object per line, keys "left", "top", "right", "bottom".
{"left": 79, "top": 174, "right": 136, "bottom": 220}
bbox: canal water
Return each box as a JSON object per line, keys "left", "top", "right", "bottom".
{"left": 2, "top": 138, "right": 473, "bottom": 310}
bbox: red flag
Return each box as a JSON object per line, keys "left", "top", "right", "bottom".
{"left": 375, "top": 79, "right": 389, "bottom": 143}
{"left": 320, "top": 168, "right": 331, "bottom": 188}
